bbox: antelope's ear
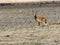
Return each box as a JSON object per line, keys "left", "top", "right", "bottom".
{"left": 35, "top": 11, "right": 37, "bottom": 16}
{"left": 35, "top": 11, "right": 37, "bottom": 14}
{"left": 32, "top": 10, "right": 35, "bottom": 16}
{"left": 32, "top": 10, "right": 37, "bottom": 16}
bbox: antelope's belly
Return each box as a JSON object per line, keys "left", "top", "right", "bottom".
{"left": 36, "top": 19, "right": 42, "bottom": 22}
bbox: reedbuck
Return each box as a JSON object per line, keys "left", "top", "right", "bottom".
{"left": 33, "top": 11, "right": 48, "bottom": 26}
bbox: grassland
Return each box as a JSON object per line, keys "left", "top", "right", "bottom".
{"left": 0, "top": 3, "right": 60, "bottom": 45}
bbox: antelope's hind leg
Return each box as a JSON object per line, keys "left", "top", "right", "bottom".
{"left": 38, "top": 22, "right": 40, "bottom": 26}
{"left": 43, "top": 21, "right": 48, "bottom": 26}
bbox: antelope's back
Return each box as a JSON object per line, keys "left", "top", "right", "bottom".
{"left": 37, "top": 16, "right": 46, "bottom": 21}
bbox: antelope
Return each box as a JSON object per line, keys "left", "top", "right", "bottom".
{"left": 33, "top": 11, "right": 48, "bottom": 26}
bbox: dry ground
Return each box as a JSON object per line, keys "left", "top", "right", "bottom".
{"left": 0, "top": 4, "right": 60, "bottom": 45}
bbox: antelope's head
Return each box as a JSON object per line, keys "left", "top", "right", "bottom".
{"left": 32, "top": 11, "right": 37, "bottom": 18}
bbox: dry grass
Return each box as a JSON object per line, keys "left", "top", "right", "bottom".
{"left": 0, "top": 4, "right": 60, "bottom": 45}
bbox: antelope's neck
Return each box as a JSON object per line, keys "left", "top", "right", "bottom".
{"left": 34, "top": 15, "right": 37, "bottom": 19}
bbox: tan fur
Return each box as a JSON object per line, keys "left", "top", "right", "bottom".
{"left": 33, "top": 11, "right": 48, "bottom": 26}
